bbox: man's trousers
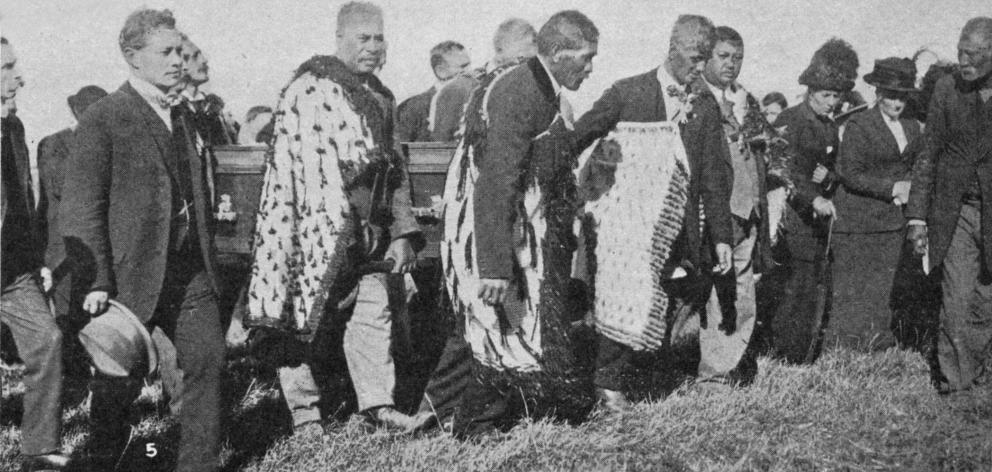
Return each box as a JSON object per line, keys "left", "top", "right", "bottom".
{"left": 89, "top": 268, "right": 224, "bottom": 472}
{"left": 937, "top": 200, "right": 992, "bottom": 392}
{"left": 699, "top": 219, "right": 759, "bottom": 384}
{"left": 279, "top": 272, "right": 399, "bottom": 424}
{"left": 0, "top": 272, "right": 63, "bottom": 456}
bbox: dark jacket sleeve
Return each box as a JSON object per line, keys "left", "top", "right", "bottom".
{"left": 837, "top": 119, "right": 898, "bottom": 202}
{"left": 396, "top": 96, "right": 421, "bottom": 143}
{"left": 573, "top": 84, "right": 623, "bottom": 152}
{"left": 780, "top": 116, "right": 821, "bottom": 214}
{"left": 37, "top": 135, "right": 64, "bottom": 270}
{"left": 696, "top": 96, "right": 734, "bottom": 247}
{"left": 473, "top": 75, "right": 545, "bottom": 279}
{"left": 59, "top": 109, "right": 115, "bottom": 294}
{"left": 906, "top": 81, "right": 947, "bottom": 221}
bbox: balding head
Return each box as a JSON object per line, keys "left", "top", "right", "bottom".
{"left": 958, "top": 16, "right": 992, "bottom": 82}
{"left": 493, "top": 18, "right": 537, "bottom": 67}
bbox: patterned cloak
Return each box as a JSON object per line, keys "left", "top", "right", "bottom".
{"left": 245, "top": 56, "right": 399, "bottom": 335}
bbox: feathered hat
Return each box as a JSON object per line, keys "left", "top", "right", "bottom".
{"left": 798, "top": 38, "right": 860, "bottom": 92}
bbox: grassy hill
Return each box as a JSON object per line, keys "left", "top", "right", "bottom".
{"left": 2, "top": 347, "right": 990, "bottom": 471}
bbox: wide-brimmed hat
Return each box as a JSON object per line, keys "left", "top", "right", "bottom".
{"left": 799, "top": 38, "right": 860, "bottom": 92}
{"left": 864, "top": 57, "right": 919, "bottom": 92}
{"left": 79, "top": 300, "right": 158, "bottom": 377}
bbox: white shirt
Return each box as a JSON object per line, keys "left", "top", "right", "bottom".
{"left": 656, "top": 67, "right": 685, "bottom": 122}
{"left": 881, "top": 110, "right": 908, "bottom": 153}
{"left": 704, "top": 79, "right": 748, "bottom": 125}
{"left": 426, "top": 80, "right": 446, "bottom": 133}
{"left": 129, "top": 76, "right": 174, "bottom": 132}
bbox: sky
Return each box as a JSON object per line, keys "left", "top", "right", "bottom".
{"left": 1, "top": 0, "right": 986, "bottom": 152}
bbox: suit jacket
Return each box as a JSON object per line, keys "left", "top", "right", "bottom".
{"left": 835, "top": 106, "right": 921, "bottom": 234}
{"left": 474, "top": 57, "right": 560, "bottom": 278}
{"left": 776, "top": 101, "right": 839, "bottom": 260}
{"left": 907, "top": 73, "right": 992, "bottom": 270}
{"left": 60, "top": 82, "right": 218, "bottom": 322}
{"left": 38, "top": 127, "right": 74, "bottom": 273}
{"left": 572, "top": 68, "right": 734, "bottom": 270}
{"left": 396, "top": 87, "right": 434, "bottom": 142}
{"left": 1, "top": 114, "right": 47, "bottom": 286}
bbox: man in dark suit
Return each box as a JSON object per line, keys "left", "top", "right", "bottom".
{"left": 59, "top": 9, "right": 224, "bottom": 471}
{"left": 397, "top": 40, "right": 471, "bottom": 142}
{"left": 1, "top": 36, "right": 72, "bottom": 472}
{"left": 179, "top": 34, "right": 233, "bottom": 146}
{"left": 572, "top": 14, "right": 733, "bottom": 409}
{"left": 907, "top": 17, "right": 992, "bottom": 394}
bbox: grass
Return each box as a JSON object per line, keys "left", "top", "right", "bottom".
{"left": 2, "top": 346, "right": 991, "bottom": 472}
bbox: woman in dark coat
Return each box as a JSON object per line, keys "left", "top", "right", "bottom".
{"left": 831, "top": 58, "right": 922, "bottom": 349}
{"left": 759, "top": 39, "right": 858, "bottom": 364}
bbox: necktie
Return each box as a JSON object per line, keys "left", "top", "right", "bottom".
{"left": 720, "top": 93, "right": 742, "bottom": 142}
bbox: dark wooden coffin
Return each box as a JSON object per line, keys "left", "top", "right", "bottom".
{"left": 213, "top": 145, "right": 268, "bottom": 255}
{"left": 403, "top": 141, "right": 457, "bottom": 259}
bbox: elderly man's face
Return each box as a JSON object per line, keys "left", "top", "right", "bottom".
{"left": 958, "top": 30, "right": 992, "bottom": 82}
{"left": 669, "top": 41, "right": 709, "bottom": 85}
{"left": 125, "top": 27, "right": 184, "bottom": 91}
{"left": 435, "top": 49, "right": 471, "bottom": 81}
{"left": 182, "top": 40, "right": 210, "bottom": 86}
{"left": 550, "top": 40, "right": 597, "bottom": 91}
{"left": 337, "top": 15, "right": 385, "bottom": 74}
{"left": 704, "top": 40, "right": 744, "bottom": 88}
{"left": 1, "top": 42, "right": 24, "bottom": 108}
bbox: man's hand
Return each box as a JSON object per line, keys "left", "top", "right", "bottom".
{"left": 83, "top": 290, "right": 109, "bottom": 315}
{"left": 384, "top": 238, "right": 416, "bottom": 273}
{"left": 892, "top": 180, "right": 911, "bottom": 205}
{"left": 812, "top": 164, "right": 829, "bottom": 184}
{"left": 39, "top": 267, "right": 53, "bottom": 293}
{"left": 478, "top": 279, "right": 509, "bottom": 306}
{"left": 714, "top": 243, "right": 733, "bottom": 274}
{"left": 812, "top": 196, "right": 836, "bottom": 218}
{"left": 907, "top": 223, "right": 928, "bottom": 256}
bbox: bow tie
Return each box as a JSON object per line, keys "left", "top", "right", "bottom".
{"left": 155, "top": 92, "right": 183, "bottom": 109}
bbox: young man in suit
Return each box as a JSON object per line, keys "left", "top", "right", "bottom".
{"left": 59, "top": 9, "right": 224, "bottom": 471}
{"left": 179, "top": 34, "right": 233, "bottom": 146}
{"left": 1, "top": 35, "right": 72, "bottom": 472}
{"left": 572, "top": 14, "right": 734, "bottom": 410}
{"left": 907, "top": 17, "right": 992, "bottom": 394}
{"left": 396, "top": 41, "right": 471, "bottom": 143}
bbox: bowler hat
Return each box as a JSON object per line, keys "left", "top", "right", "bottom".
{"left": 79, "top": 300, "right": 158, "bottom": 377}
{"left": 66, "top": 85, "right": 108, "bottom": 115}
{"left": 864, "top": 57, "right": 919, "bottom": 92}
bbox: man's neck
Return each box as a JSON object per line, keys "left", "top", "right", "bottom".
{"left": 662, "top": 61, "right": 683, "bottom": 86}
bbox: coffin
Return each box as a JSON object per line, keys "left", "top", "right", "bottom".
{"left": 213, "top": 145, "right": 268, "bottom": 255}
{"left": 403, "top": 141, "right": 457, "bottom": 259}
{"left": 212, "top": 143, "right": 457, "bottom": 258}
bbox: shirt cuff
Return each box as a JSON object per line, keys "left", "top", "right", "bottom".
{"left": 907, "top": 219, "right": 926, "bottom": 226}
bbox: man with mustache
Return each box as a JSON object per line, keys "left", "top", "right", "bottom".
{"left": 907, "top": 17, "right": 992, "bottom": 394}
{"left": 245, "top": 1, "right": 431, "bottom": 433}
{"left": 179, "top": 34, "right": 234, "bottom": 146}
{"left": 572, "top": 14, "right": 734, "bottom": 410}
{"left": 60, "top": 9, "right": 224, "bottom": 471}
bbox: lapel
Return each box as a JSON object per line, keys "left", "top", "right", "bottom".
{"left": 120, "top": 82, "right": 181, "bottom": 187}
{"left": 647, "top": 68, "right": 667, "bottom": 121}
{"left": 527, "top": 56, "right": 558, "bottom": 106}
{"left": 868, "top": 106, "right": 901, "bottom": 156}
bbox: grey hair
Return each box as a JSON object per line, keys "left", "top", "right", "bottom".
{"left": 337, "top": 1, "right": 383, "bottom": 33}
{"left": 669, "top": 14, "right": 715, "bottom": 57}
{"left": 536, "top": 10, "right": 599, "bottom": 56}
{"left": 493, "top": 18, "right": 536, "bottom": 54}
{"left": 118, "top": 8, "right": 177, "bottom": 53}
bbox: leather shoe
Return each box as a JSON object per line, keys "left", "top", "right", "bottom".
{"left": 595, "top": 387, "right": 631, "bottom": 412}
{"left": 20, "top": 452, "right": 71, "bottom": 472}
{"left": 367, "top": 406, "right": 418, "bottom": 432}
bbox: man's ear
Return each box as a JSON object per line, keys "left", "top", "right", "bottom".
{"left": 123, "top": 47, "right": 139, "bottom": 70}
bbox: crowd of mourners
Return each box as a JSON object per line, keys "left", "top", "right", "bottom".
{"left": 1, "top": 3, "right": 991, "bottom": 471}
